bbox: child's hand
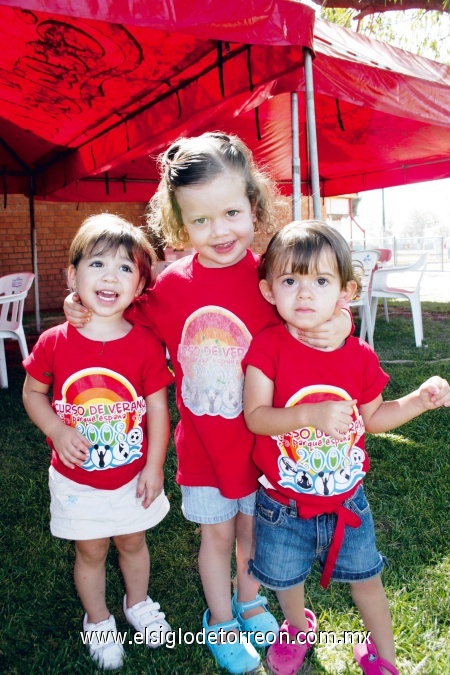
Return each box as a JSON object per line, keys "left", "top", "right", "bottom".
{"left": 297, "top": 301, "right": 350, "bottom": 351}
{"left": 307, "top": 399, "right": 357, "bottom": 441}
{"left": 137, "top": 467, "right": 164, "bottom": 508}
{"left": 418, "top": 376, "right": 450, "bottom": 409}
{"left": 64, "top": 292, "right": 91, "bottom": 328}
{"left": 51, "top": 425, "right": 91, "bottom": 469}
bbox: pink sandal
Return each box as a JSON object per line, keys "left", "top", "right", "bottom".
{"left": 354, "top": 638, "right": 398, "bottom": 675}
{"left": 266, "top": 609, "right": 317, "bottom": 675}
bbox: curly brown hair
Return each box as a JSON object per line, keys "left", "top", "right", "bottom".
{"left": 146, "top": 132, "right": 286, "bottom": 249}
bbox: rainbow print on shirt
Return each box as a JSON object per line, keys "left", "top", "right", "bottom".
{"left": 54, "top": 367, "right": 145, "bottom": 471}
{"left": 274, "top": 385, "right": 366, "bottom": 496}
{"left": 178, "top": 306, "right": 252, "bottom": 419}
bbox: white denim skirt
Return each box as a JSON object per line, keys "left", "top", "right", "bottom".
{"left": 49, "top": 466, "right": 170, "bottom": 540}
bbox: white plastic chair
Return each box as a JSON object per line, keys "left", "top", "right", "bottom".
{"left": 370, "top": 253, "right": 428, "bottom": 347}
{"left": 349, "top": 250, "right": 380, "bottom": 348}
{"left": 0, "top": 272, "right": 35, "bottom": 388}
{"left": 373, "top": 248, "right": 393, "bottom": 319}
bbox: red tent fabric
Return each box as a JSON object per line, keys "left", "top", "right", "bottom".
{"left": 225, "top": 20, "right": 450, "bottom": 196}
{"left": 1, "top": 1, "right": 449, "bottom": 201}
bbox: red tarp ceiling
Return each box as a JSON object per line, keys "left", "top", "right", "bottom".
{"left": 0, "top": 0, "right": 449, "bottom": 202}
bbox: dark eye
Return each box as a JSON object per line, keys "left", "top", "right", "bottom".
{"left": 317, "top": 278, "right": 328, "bottom": 286}
{"left": 283, "top": 278, "right": 296, "bottom": 286}
{"left": 227, "top": 210, "right": 238, "bottom": 217}
{"left": 90, "top": 261, "right": 103, "bottom": 268}
{"left": 119, "top": 264, "right": 132, "bottom": 273}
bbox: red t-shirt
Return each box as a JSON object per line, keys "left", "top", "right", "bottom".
{"left": 243, "top": 324, "right": 389, "bottom": 587}
{"left": 23, "top": 323, "right": 174, "bottom": 490}
{"left": 127, "top": 250, "right": 280, "bottom": 498}
{"left": 244, "top": 323, "right": 389, "bottom": 508}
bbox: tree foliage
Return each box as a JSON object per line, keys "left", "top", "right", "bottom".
{"left": 400, "top": 208, "right": 448, "bottom": 237}
{"left": 315, "top": 1, "right": 450, "bottom": 63}
{"left": 312, "top": 0, "right": 448, "bottom": 19}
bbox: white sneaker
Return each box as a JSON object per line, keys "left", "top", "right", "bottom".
{"left": 82, "top": 614, "right": 125, "bottom": 670}
{"left": 123, "top": 595, "right": 171, "bottom": 648}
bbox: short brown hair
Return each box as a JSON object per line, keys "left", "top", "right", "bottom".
{"left": 259, "top": 220, "right": 361, "bottom": 294}
{"left": 69, "top": 214, "right": 156, "bottom": 291}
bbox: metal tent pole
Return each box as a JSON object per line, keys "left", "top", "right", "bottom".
{"left": 303, "top": 48, "right": 321, "bottom": 219}
{"left": 29, "top": 177, "right": 41, "bottom": 334}
{"left": 291, "top": 92, "right": 301, "bottom": 220}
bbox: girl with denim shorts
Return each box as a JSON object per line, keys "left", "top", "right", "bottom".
{"left": 64, "top": 135, "right": 353, "bottom": 673}
{"left": 243, "top": 220, "right": 450, "bottom": 675}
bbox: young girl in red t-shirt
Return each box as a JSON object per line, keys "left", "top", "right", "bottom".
{"left": 244, "top": 220, "right": 450, "bottom": 675}
{"left": 24, "top": 215, "right": 173, "bottom": 670}
{"left": 64, "top": 134, "right": 352, "bottom": 673}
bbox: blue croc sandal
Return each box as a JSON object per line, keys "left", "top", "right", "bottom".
{"left": 232, "top": 591, "right": 279, "bottom": 647}
{"left": 202, "top": 610, "right": 261, "bottom": 674}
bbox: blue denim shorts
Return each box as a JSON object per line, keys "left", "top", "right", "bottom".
{"left": 250, "top": 485, "right": 386, "bottom": 590}
{"left": 181, "top": 486, "right": 257, "bottom": 524}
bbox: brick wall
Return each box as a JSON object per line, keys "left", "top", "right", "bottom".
{"left": 0, "top": 194, "right": 319, "bottom": 316}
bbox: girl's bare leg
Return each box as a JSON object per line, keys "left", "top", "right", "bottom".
{"left": 235, "top": 512, "right": 264, "bottom": 619}
{"left": 74, "top": 538, "right": 110, "bottom": 624}
{"left": 199, "top": 519, "right": 236, "bottom": 626}
{"left": 114, "top": 531, "right": 149, "bottom": 608}
{"left": 276, "top": 583, "right": 309, "bottom": 633}
{"left": 351, "top": 575, "right": 395, "bottom": 670}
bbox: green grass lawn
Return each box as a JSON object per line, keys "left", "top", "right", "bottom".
{"left": 1, "top": 302, "right": 449, "bottom": 674}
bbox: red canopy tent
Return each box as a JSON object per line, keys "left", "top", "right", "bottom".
{"left": 0, "top": 0, "right": 315, "bottom": 202}
{"left": 241, "top": 19, "right": 450, "bottom": 197}
{"left": 1, "top": 0, "right": 449, "bottom": 204}
{"left": 1, "top": 0, "right": 450, "bottom": 330}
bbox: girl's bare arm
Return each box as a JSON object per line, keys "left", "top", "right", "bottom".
{"left": 23, "top": 374, "right": 90, "bottom": 468}
{"left": 137, "top": 387, "right": 170, "bottom": 508}
{"left": 297, "top": 302, "right": 352, "bottom": 351}
{"left": 244, "top": 365, "right": 356, "bottom": 441}
{"left": 63, "top": 292, "right": 91, "bottom": 328}
{"left": 361, "top": 376, "right": 450, "bottom": 434}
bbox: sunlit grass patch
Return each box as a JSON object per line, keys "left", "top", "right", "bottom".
{"left": 1, "top": 307, "right": 449, "bottom": 673}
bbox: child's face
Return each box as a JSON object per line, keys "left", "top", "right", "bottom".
{"left": 67, "top": 245, "right": 144, "bottom": 320}
{"left": 175, "top": 171, "right": 256, "bottom": 268}
{"left": 260, "top": 249, "right": 356, "bottom": 339}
